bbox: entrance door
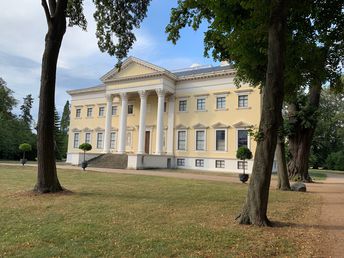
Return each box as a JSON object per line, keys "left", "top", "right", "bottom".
{"left": 145, "top": 131, "right": 150, "bottom": 154}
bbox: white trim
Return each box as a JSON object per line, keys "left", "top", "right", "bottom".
{"left": 84, "top": 132, "right": 92, "bottom": 144}
{"left": 214, "top": 128, "right": 228, "bottom": 152}
{"left": 236, "top": 128, "right": 251, "bottom": 150}
{"left": 176, "top": 129, "right": 187, "bottom": 151}
{"left": 194, "top": 129, "right": 207, "bottom": 151}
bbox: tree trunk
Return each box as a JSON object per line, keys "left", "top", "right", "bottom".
{"left": 287, "top": 83, "right": 321, "bottom": 182}
{"left": 238, "top": 0, "right": 287, "bottom": 226}
{"left": 34, "top": 0, "right": 67, "bottom": 193}
{"left": 276, "top": 136, "right": 290, "bottom": 190}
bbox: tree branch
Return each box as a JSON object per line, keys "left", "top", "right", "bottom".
{"left": 41, "top": 0, "right": 52, "bottom": 25}
{"left": 48, "top": 0, "right": 57, "bottom": 16}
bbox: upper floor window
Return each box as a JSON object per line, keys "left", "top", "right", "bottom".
{"left": 177, "top": 130, "right": 186, "bottom": 150}
{"left": 216, "top": 96, "right": 226, "bottom": 109}
{"left": 85, "top": 132, "right": 91, "bottom": 144}
{"left": 73, "top": 133, "right": 80, "bottom": 148}
{"left": 195, "top": 130, "right": 205, "bottom": 151}
{"left": 238, "top": 130, "right": 248, "bottom": 148}
{"left": 128, "top": 104, "right": 134, "bottom": 114}
{"left": 98, "top": 106, "right": 105, "bottom": 117}
{"left": 216, "top": 130, "right": 226, "bottom": 151}
{"left": 76, "top": 108, "right": 81, "bottom": 118}
{"left": 238, "top": 95, "right": 248, "bottom": 108}
{"left": 96, "top": 133, "right": 103, "bottom": 149}
{"left": 197, "top": 98, "right": 206, "bottom": 111}
{"left": 87, "top": 107, "right": 93, "bottom": 117}
{"left": 179, "top": 100, "right": 187, "bottom": 112}
{"left": 112, "top": 105, "right": 118, "bottom": 116}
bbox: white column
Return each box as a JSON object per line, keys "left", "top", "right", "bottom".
{"left": 166, "top": 95, "right": 175, "bottom": 155}
{"left": 155, "top": 89, "right": 165, "bottom": 155}
{"left": 118, "top": 92, "right": 128, "bottom": 154}
{"left": 103, "top": 94, "right": 113, "bottom": 153}
{"left": 137, "top": 90, "right": 148, "bottom": 154}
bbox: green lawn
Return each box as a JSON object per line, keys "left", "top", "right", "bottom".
{"left": 0, "top": 165, "right": 322, "bottom": 257}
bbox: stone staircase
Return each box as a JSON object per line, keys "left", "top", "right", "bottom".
{"left": 87, "top": 154, "right": 128, "bottom": 169}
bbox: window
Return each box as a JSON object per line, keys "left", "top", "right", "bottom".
{"left": 85, "top": 132, "right": 91, "bottom": 144}
{"left": 110, "top": 132, "right": 116, "bottom": 149}
{"left": 216, "top": 130, "right": 226, "bottom": 151}
{"left": 195, "top": 159, "right": 204, "bottom": 167}
{"left": 197, "top": 98, "right": 206, "bottom": 111}
{"left": 179, "top": 100, "right": 187, "bottom": 112}
{"left": 216, "top": 97, "right": 226, "bottom": 109}
{"left": 216, "top": 160, "right": 225, "bottom": 168}
{"left": 238, "top": 130, "right": 248, "bottom": 148}
{"left": 164, "top": 102, "right": 167, "bottom": 112}
{"left": 177, "top": 159, "right": 185, "bottom": 166}
{"left": 73, "top": 133, "right": 79, "bottom": 148}
{"left": 195, "top": 130, "right": 205, "bottom": 151}
{"left": 177, "top": 131, "right": 186, "bottom": 150}
{"left": 87, "top": 107, "right": 93, "bottom": 117}
{"left": 238, "top": 95, "right": 248, "bottom": 108}
{"left": 96, "top": 133, "right": 103, "bottom": 149}
{"left": 76, "top": 108, "right": 81, "bottom": 118}
{"left": 98, "top": 106, "right": 105, "bottom": 117}
{"left": 126, "top": 132, "right": 132, "bottom": 147}
{"left": 111, "top": 105, "right": 118, "bottom": 116}
{"left": 237, "top": 161, "right": 248, "bottom": 170}
{"left": 128, "top": 104, "right": 134, "bottom": 114}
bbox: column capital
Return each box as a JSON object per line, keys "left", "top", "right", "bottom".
{"left": 168, "top": 95, "right": 175, "bottom": 102}
{"left": 138, "top": 90, "right": 148, "bottom": 99}
{"left": 105, "top": 94, "right": 113, "bottom": 102}
{"left": 120, "top": 92, "right": 128, "bottom": 101}
{"left": 155, "top": 89, "right": 166, "bottom": 97}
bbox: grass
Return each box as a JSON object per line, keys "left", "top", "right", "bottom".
{"left": 0, "top": 165, "right": 323, "bottom": 257}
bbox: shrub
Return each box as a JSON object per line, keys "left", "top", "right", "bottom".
{"left": 326, "top": 151, "right": 344, "bottom": 171}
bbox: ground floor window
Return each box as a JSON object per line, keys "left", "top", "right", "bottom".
{"left": 126, "top": 132, "right": 132, "bottom": 147}
{"left": 85, "top": 132, "right": 91, "bottom": 144}
{"left": 97, "top": 133, "right": 103, "bottom": 149}
{"left": 215, "top": 160, "right": 225, "bottom": 168}
{"left": 195, "top": 159, "right": 204, "bottom": 167}
{"left": 177, "top": 158, "right": 185, "bottom": 166}
{"left": 177, "top": 130, "right": 186, "bottom": 150}
{"left": 216, "top": 130, "right": 226, "bottom": 151}
{"left": 110, "top": 132, "right": 116, "bottom": 149}
{"left": 238, "top": 130, "right": 248, "bottom": 148}
{"left": 73, "top": 133, "right": 79, "bottom": 148}
{"left": 237, "top": 161, "right": 248, "bottom": 170}
{"left": 195, "top": 130, "right": 205, "bottom": 150}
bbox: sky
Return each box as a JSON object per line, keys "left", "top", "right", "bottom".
{"left": 0, "top": 0, "right": 218, "bottom": 122}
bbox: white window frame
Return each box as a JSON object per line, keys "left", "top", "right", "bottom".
{"left": 195, "top": 159, "right": 204, "bottom": 167}
{"left": 236, "top": 128, "right": 250, "bottom": 149}
{"left": 238, "top": 95, "right": 249, "bottom": 108}
{"left": 214, "top": 129, "right": 228, "bottom": 152}
{"left": 176, "top": 130, "right": 187, "bottom": 151}
{"left": 75, "top": 108, "right": 81, "bottom": 118}
{"left": 98, "top": 106, "right": 105, "bottom": 117}
{"left": 128, "top": 104, "right": 134, "bottom": 115}
{"left": 73, "top": 133, "right": 80, "bottom": 148}
{"left": 215, "top": 160, "right": 225, "bottom": 168}
{"left": 84, "top": 132, "right": 91, "bottom": 144}
{"left": 177, "top": 158, "right": 185, "bottom": 167}
{"left": 195, "top": 129, "right": 206, "bottom": 151}
{"left": 216, "top": 96, "right": 226, "bottom": 110}
{"left": 178, "top": 99, "right": 187, "bottom": 112}
{"left": 196, "top": 97, "right": 206, "bottom": 111}
{"left": 86, "top": 107, "right": 93, "bottom": 118}
{"left": 110, "top": 132, "right": 116, "bottom": 149}
{"left": 96, "top": 132, "right": 104, "bottom": 149}
{"left": 237, "top": 161, "right": 248, "bottom": 170}
{"left": 111, "top": 105, "right": 118, "bottom": 116}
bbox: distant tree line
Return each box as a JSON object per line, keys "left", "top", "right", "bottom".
{"left": 0, "top": 78, "right": 70, "bottom": 161}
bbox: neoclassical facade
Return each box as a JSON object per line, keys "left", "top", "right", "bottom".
{"left": 66, "top": 57, "right": 268, "bottom": 173}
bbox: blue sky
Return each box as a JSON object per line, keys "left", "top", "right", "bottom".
{"left": 0, "top": 0, "right": 218, "bottom": 122}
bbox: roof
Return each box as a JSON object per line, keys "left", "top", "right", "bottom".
{"left": 172, "top": 65, "right": 233, "bottom": 77}
{"left": 67, "top": 84, "right": 105, "bottom": 95}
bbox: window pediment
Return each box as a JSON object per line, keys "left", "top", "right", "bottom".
{"left": 193, "top": 123, "right": 208, "bottom": 129}
{"left": 233, "top": 121, "right": 252, "bottom": 128}
{"left": 175, "top": 124, "right": 189, "bottom": 129}
{"left": 72, "top": 128, "right": 81, "bottom": 132}
{"left": 83, "top": 127, "right": 93, "bottom": 132}
{"left": 212, "top": 122, "right": 230, "bottom": 128}
{"left": 95, "top": 127, "right": 104, "bottom": 131}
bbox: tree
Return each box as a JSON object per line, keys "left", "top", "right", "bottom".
{"left": 60, "top": 101, "right": 70, "bottom": 158}
{"left": 276, "top": 116, "right": 290, "bottom": 190}
{"left": 236, "top": 147, "right": 253, "bottom": 175}
{"left": 79, "top": 143, "right": 92, "bottom": 171}
{"left": 166, "top": 0, "right": 287, "bottom": 226}
{"left": 54, "top": 108, "right": 63, "bottom": 160}
{"left": 19, "top": 143, "right": 32, "bottom": 165}
{"left": 0, "top": 78, "right": 17, "bottom": 119}
{"left": 35, "top": 0, "right": 150, "bottom": 193}
{"left": 20, "top": 94, "right": 34, "bottom": 128}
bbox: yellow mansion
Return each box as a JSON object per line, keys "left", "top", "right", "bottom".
{"left": 66, "top": 57, "right": 267, "bottom": 173}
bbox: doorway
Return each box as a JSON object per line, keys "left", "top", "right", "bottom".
{"left": 145, "top": 131, "right": 150, "bottom": 154}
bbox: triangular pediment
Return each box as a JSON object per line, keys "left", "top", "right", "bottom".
{"left": 212, "top": 122, "right": 230, "bottom": 128}
{"left": 101, "top": 56, "right": 167, "bottom": 82}
{"left": 175, "top": 124, "right": 189, "bottom": 129}
{"left": 193, "top": 123, "right": 208, "bottom": 129}
{"left": 232, "top": 121, "right": 252, "bottom": 128}
{"left": 95, "top": 127, "right": 104, "bottom": 131}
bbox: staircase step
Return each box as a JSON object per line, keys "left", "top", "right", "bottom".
{"left": 88, "top": 154, "right": 128, "bottom": 169}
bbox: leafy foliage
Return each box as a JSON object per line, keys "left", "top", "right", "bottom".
{"left": 19, "top": 143, "right": 32, "bottom": 152}
{"left": 325, "top": 151, "right": 344, "bottom": 171}
{"left": 20, "top": 94, "right": 34, "bottom": 128}
{"left": 0, "top": 78, "right": 17, "bottom": 119}
{"left": 236, "top": 147, "right": 253, "bottom": 161}
{"left": 79, "top": 143, "right": 92, "bottom": 152}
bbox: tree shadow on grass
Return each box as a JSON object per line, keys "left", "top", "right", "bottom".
{"left": 273, "top": 221, "right": 344, "bottom": 231}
